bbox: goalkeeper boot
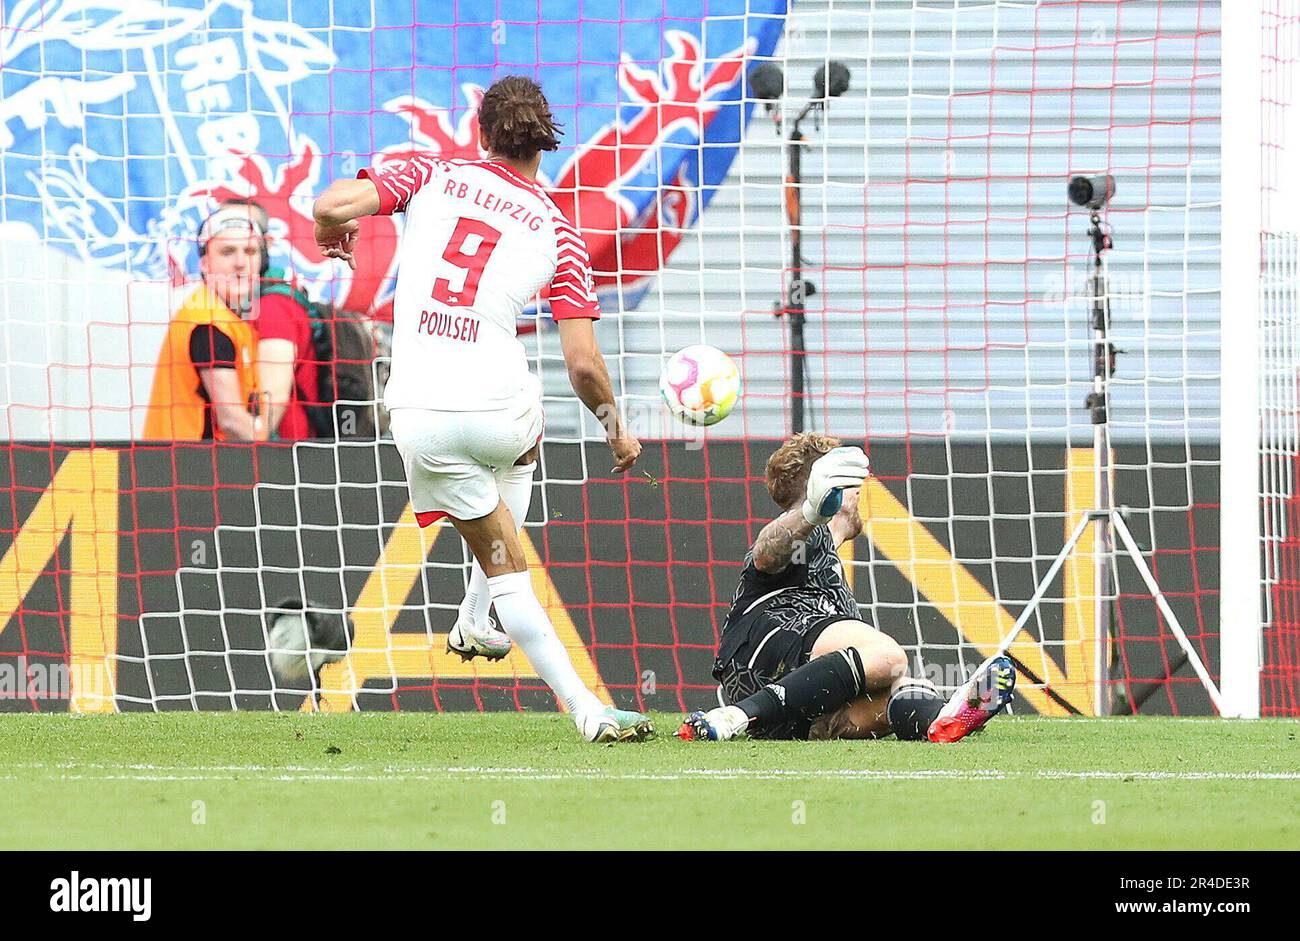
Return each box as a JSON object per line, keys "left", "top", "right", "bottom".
{"left": 576, "top": 706, "right": 655, "bottom": 744}
{"left": 674, "top": 706, "right": 749, "bottom": 742}
{"left": 927, "top": 655, "right": 1016, "bottom": 743}
{"left": 446, "top": 616, "right": 512, "bottom": 662}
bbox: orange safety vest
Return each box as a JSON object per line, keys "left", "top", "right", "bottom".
{"left": 142, "top": 286, "right": 260, "bottom": 440}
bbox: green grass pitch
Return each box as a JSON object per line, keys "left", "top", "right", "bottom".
{"left": 2, "top": 714, "right": 1297, "bottom": 850}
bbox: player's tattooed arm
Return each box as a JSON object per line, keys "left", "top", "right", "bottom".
{"left": 829, "top": 486, "right": 863, "bottom": 548}
{"left": 752, "top": 507, "right": 819, "bottom": 575}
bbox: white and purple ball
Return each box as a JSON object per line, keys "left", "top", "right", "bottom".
{"left": 659, "top": 345, "right": 741, "bottom": 427}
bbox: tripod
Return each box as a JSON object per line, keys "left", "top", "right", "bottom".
{"left": 965, "top": 211, "right": 1225, "bottom": 715}
{"left": 751, "top": 60, "right": 851, "bottom": 434}
{"left": 777, "top": 99, "right": 818, "bottom": 434}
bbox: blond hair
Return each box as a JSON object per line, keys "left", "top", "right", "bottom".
{"left": 764, "top": 432, "right": 842, "bottom": 509}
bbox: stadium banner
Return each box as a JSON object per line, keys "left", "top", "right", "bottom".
{"left": 0, "top": 441, "right": 1218, "bottom": 716}
{"left": 0, "top": 0, "right": 787, "bottom": 440}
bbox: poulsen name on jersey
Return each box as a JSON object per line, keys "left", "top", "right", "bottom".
{"left": 417, "top": 309, "right": 481, "bottom": 342}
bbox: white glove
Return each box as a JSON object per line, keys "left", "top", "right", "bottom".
{"left": 801, "top": 446, "right": 870, "bottom": 525}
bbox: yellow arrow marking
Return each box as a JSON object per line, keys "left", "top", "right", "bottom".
{"left": 311, "top": 508, "right": 609, "bottom": 712}
{"left": 858, "top": 474, "right": 1093, "bottom": 716}
{"left": 0, "top": 449, "right": 117, "bottom": 713}
{"left": 1062, "top": 448, "right": 1102, "bottom": 715}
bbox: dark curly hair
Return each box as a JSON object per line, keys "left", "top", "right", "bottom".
{"left": 478, "top": 76, "right": 562, "bottom": 159}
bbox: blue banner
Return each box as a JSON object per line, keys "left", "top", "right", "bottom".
{"left": 0, "top": 0, "right": 787, "bottom": 316}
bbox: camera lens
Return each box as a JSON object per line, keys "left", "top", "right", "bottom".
{"left": 1069, "top": 174, "right": 1116, "bottom": 209}
{"left": 814, "top": 61, "right": 851, "bottom": 99}
{"left": 749, "top": 63, "right": 784, "bottom": 101}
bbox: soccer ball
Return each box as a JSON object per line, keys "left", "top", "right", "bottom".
{"left": 659, "top": 345, "right": 741, "bottom": 426}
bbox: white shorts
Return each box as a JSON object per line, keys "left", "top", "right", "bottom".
{"left": 389, "top": 400, "right": 543, "bottom": 525}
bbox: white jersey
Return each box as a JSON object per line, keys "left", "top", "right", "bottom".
{"left": 360, "top": 154, "right": 599, "bottom": 412}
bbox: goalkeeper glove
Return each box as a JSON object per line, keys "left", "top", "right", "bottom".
{"left": 801, "top": 446, "right": 870, "bottom": 525}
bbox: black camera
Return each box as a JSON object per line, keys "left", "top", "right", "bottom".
{"left": 1069, "top": 174, "right": 1116, "bottom": 210}
{"left": 748, "top": 62, "right": 784, "bottom": 102}
{"left": 813, "top": 61, "right": 851, "bottom": 99}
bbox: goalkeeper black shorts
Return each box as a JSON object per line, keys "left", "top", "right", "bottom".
{"left": 712, "top": 609, "right": 852, "bottom": 740}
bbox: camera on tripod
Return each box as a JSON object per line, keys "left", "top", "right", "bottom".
{"left": 1070, "top": 174, "right": 1115, "bottom": 254}
{"left": 1068, "top": 174, "right": 1116, "bottom": 211}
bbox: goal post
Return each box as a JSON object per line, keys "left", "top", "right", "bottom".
{"left": 1219, "top": 0, "right": 1264, "bottom": 718}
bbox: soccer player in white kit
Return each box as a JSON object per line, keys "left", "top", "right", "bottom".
{"left": 311, "top": 76, "right": 652, "bottom": 743}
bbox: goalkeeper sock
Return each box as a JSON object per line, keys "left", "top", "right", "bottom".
{"left": 458, "top": 462, "right": 536, "bottom": 631}
{"left": 486, "top": 570, "right": 602, "bottom": 716}
{"left": 886, "top": 682, "right": 945, "bottom": 740}
{"left": 735, "top": 648, "right": 866, "bottom": 733}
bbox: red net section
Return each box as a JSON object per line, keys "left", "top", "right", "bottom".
{"left": 1265, "top": 488, "right": 1300, "bottom": 715}
{"left": 1261, "top": 0, "right": 1300, "bottom": 717}
{"left": 1090, "top": 0, "right": 1221, "bottom": 715}
{"left": 564, "top": 0, "right": 1223, "bottom": 717}
{"left": 755, "top": 0, "right": 1219, "bottom": 716}
{"left": 0, "top": 1, "right": 1237, "bottom": 716}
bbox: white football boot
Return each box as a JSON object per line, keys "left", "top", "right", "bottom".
{"left": 445, "top": 616, "right": 512, "bottom": 662}
{"left": 575, "top": 706, "right": 655, "bottom": 743}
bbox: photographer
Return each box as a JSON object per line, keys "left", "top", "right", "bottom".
{"left": 143, "top": 200, "right": 319, "bottom": 440}
{"left": 143, "top": 201, "right": 267, "bottom": 440}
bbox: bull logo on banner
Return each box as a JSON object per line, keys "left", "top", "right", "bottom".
{"left": 0, "top": 0, "right": 784, "bottom": 323}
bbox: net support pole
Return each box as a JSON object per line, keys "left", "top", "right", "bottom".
{"left": 1221, "top": 0, "right": 1264, "bottom": 718}
{"left": 1111, "top": 513, "right": 1227, "bottom": 714}
{"left": 1087, "top": 214, "right": 1116, "bottom": 716}
{"left": 786, "top": 120, "right": 808, "bottom": 434}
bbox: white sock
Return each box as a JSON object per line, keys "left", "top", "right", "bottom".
{"left": 487, "top": 570, "right": 602, "bottom": 716}
{"left": 458, "top": 462, "right": 536, "bottom": 631}
{"left": 719, "top": 706, "right": 750, "bottom": 739}
{"left": 459, "top": 563, "right": 491, "bottom": 630}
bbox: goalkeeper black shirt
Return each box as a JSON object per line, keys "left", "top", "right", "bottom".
{"left": 720, "top": 524, "right": 858, "bottom": 640}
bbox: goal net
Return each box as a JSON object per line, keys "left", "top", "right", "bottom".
{"left": 0, "top": 0, "right": 1258, "bottom": 716}
{"left": 1260, "top": 0, "right": 1300, "bottom": 716}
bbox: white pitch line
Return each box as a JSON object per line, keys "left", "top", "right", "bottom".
{"left": 2, "top": 765, "right": 1299, "bottom": 783}
{"left": 1012, "top": 717, "right": 1300, "bottom": 725}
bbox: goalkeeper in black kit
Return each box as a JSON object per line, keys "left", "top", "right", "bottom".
{"left": 676, "top": 432, "right": 1015, "bottom": 743}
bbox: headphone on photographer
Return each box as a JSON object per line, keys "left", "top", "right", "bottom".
{"left": 197, "top": 201, "right": 271, "bottom": 276}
